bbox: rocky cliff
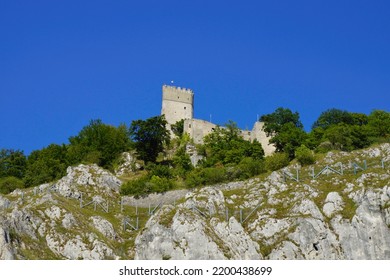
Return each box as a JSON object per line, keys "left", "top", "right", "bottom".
{"left": 1, "top": 144, "right": 390, "bottom": 260}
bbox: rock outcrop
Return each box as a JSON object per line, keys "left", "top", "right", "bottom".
{"left": 1, "top": 144, "right": 390, "bottom": 260}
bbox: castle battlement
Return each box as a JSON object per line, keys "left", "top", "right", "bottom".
{"left": 163, "top": 84, "right": 194, "bottom": 94}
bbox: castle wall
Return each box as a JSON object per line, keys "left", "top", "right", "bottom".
{"left": 161, "top": 85, "right": 194, "bottom": 125}
{"left": 250, "top": 122, "right": 276, "bottom": 156}
{"left": 161, "top": 85, "right": 275, "bottom": 156}
{"left": 183, "top": 119, "right": 217, "bottom": 144}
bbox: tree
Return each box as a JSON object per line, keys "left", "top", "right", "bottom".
{"left": 202, "top": 121, "right": 264, "bottom": 166}
{"left": 129, "top": 115, "right": 170, "bottom": 163}
{"left": 0, "top": 176, "right": 25, "bottom": 194}
{"left": 68, "top": 119, "right": 131, "bottom": 168}
{"left": 270, "top": 122, "right": 307, "bottom": 159}
{"left": 24, "top": 144, "right": 68, "bottom": 187}
{"left": 367, "top": 110, "right": 390, "bottom": 137}
{"left": 260, "top": 108, "right": 306, "bottom": 159}
{"left": 295, "top": 145, "right": 315, "bottom": 165}
{"left": 321, "top": 123, "right": 371, "bottom": 151}
{"left": 0, "top": 149, "right": 26, "bottom": 179}
{"left": 312, "top": 108, "right": 355, "bottom": 130}
{"left": 171, "top": 119, "right": 185, "bottom": 138}
{"left": 260, "top": 107, "right": 303, "bottom": 136}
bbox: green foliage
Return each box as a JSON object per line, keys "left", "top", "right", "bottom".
{"left": 147, "top": 163, "right": 172, "bottom": 178}
{"left": 367, "top": 110, "right": 390, "bottom": 137}
{"left": 201, "top": 121, "right": 264, "bottom": 166}
{"left": 0, "top": 149, "right": 27, "bottom": 179}
{"left": 295, "top": 145, "right": 315, "bottom": 166}
{"left": 260, "top": 108, "right": 306, "bottom": 159}
{"left": 130, "top": 115, "right": 170, "bottom": 163}
{"left": 171, "top": 119, "right": 185, "bottom": 138}
{"left": 186, "top": 167, "right": 227, "bottom": 188}
{"left": 237, "top": 157, "right": 266, "bottom": 179}
{"left": 265, "top": 153, "right": 290, "bottom": 171}
{"left": 321, "top": 123, "right": 371, "bottom": 151}
{"left": 68, "top": 119, "right": 131, "bottom": 169}
{"left": 260, "top": 107, "right": 303, "bottom": 135}
{"left": 269, "top": 122, "right": 307, "bottom": 159}
{"left": 24, "top": 144, "right": 68, "bottom": 187}
{"left": 120, "top": 176, "right": 150, "bottom": 197}
{"left": 172, "top": 146, "right": 193, "bottom": 177}
{"left": 149, "top": 175, "right": 174, "bottom": 193}
{"left": 312, "top": 108, "right": 356, "bottom": 130}
{"left": 0, "top": 176, "right": 25, "bottom": 194}
{"left": 120, "top": 173, "right": 174, "bottom": 197}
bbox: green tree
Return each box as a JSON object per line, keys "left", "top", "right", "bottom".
{"left": 0, "top": 149, "right": 27, "bottom": 179}
{"left": 312, "top": 108, "right": 355, "bottom": 130}
{"left": 68, "top": 119, "right": 131, "bottom": 168}
{"left": 129, "top": 115, "right": 170, "bottom": 163}
{"left": 260, "top": 107, "right": 303, "bottom": 136}
{"left": 202, "top": 121, "right": 264, "bottom": 166}
{"left": 171, "top": 119, "right": 185, "bottom": 138}
{"left": 24, "top": 144, "right": 68, "bottom": 187}
{"left": 295, "top": 145, "right": 315, "bottom": 165}
{"left": 260, "top": 108, "right": 306, "bottom": 158}
{"left": 0, "top": 176, "right": 25, "bottom": 194}
{"left": 367, "top": 110, "right": 390, "bottom": 137}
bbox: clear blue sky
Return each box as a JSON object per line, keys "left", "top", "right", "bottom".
{"left": 1, "top": 0, "right": 389, "bottom": 154}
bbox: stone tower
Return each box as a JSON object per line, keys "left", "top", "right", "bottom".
{"left": 161, "top": 85, "right": 194, "bottom": 126}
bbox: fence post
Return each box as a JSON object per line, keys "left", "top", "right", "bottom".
{"left": 363, "top": 160, "right": 367, "bottom": 170}
{"left": 312, "top": 167, "right": 315, "bottom": 179}
{"left": 80, "top": 193, "right": 83, "bottom": 208}
{"left": 136, "top": 216, "right": 139, "bottom": 230}
{"left": 382, "top": 159, "right": 385, "bottom": 169}
{"left": 148, "top": 204, "right": 151, "bottom": 215}
{"left": 340, "top": 163, "right": 343, "bottom": 175}
{"left": 240, "top": 209, "right": 243, "bottom": 224}
{"left": 296, "top": 168, "right": 299, "bottom": 182}
{"left": 120, "top": 197, "right": 123, "bottom": 212}
{"left": 225, "top": 208, "right": 229, "bottom": 222}
{"left": 136, "top": 205, "right": 138, "bottom": 216}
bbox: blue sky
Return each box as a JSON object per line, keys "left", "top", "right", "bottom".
{"left": 1, "top": 0, "right": 389, "bottom": 154}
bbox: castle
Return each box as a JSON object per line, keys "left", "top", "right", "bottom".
{"left": 161, "top": 85, "right": 275, "bottom": 156}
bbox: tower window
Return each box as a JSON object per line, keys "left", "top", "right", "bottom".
{"left": 184, "top": 107, "right": 186, "bottom": 110}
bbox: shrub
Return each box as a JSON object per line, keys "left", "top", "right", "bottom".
{"left": 238, "top": 157, "right": 266, "bottom": 179}
{"left": 265, "top": 153, "right": 290, "bottom": 171}
{"left": 120, "top": 176, "right": 150, "bottom": 198}
{"left": 185, "top": 167, "right": 227, "bottom": 188}
{"left": 295, "top": 145, "right": 315, "bottom": 166}
{"left": 0, "top": 176, "right": 25, "bottom": 194}
{"left": 149, "top": 175, "right": 174, "bottom": 193}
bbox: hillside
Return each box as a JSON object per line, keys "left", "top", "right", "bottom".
{"left": 1, "top": 144, "right": 390, "bottom": 259}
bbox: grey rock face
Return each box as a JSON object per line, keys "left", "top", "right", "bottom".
{"left": 135, "top": 203, "right": 262, "bottom": 260}
{"left": 0, "top": 226, "right": 14, "bottom": 260}
{"left": 55, "top": 164, "right": 122, "bottom": 198}
{"left": 115, "top": 152, "right": 142, "bottom": 176}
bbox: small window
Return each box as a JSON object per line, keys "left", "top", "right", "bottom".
{"left": 184, "top": 107, "right": 186, "bottom": 110}
{"left": 189, "top": 124, "right": 192, "bottom": 128}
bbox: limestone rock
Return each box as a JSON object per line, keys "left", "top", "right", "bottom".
{"left": 115, "top": 152, "right": 142, "bottom": 176}
{"left": 323, "top": 192, "right": 344, "bottom": 218}
{"left": 90, "top": 216, "right": 116, "bottom": 239}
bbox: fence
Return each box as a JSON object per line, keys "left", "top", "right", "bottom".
{"left": 283, "top": 158, "right": 388, "bottom": 183}
{"left": 2, "top": 157, "right": 389, "bottom": 231}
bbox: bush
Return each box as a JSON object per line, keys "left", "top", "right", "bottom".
{"left": 265, "top": 153, "right": 290, "bottom": 171}
{"left": 147, "top": 163, "right": 172, "bottom": 178}
{"left": 185, "top": 167, "right": 227, "bottom": 188}
{"left": 149, "top": 175, "right": 174, "bottom": 192}
{"left": 295, "top": 145, "right": 315, "bottom": 166}
{"left": 0, "top": 176, "right": 25, "bottom": 194}
{"left": 120, "top": 176, "right": 151, "bottom": 198}
{"left": 237, "top": 157, "right": 266, "bottom": 179}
